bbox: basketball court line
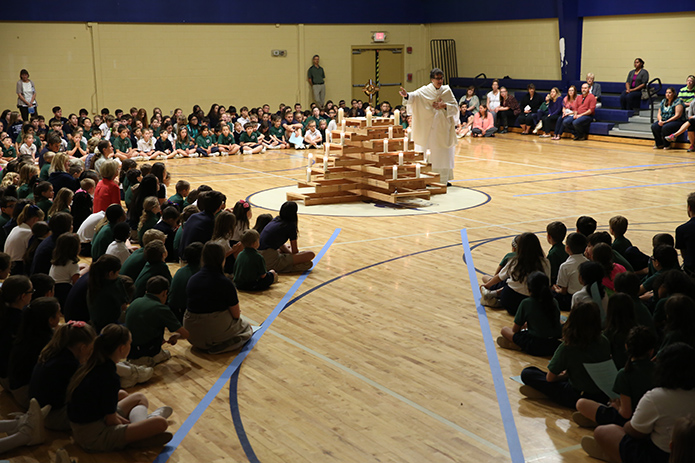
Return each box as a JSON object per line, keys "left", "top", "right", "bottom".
{"left": 513, "top": 180, "right": 695, "bottom": 197}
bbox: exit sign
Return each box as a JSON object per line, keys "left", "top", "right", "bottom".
{"left": 372, "top": 32, "right": 387, "bottom": 43}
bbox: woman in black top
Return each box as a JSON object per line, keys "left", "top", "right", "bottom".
{"left": 517, "top": 83, "right": 544, "bottom": 134}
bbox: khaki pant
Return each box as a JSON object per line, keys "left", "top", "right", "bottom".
{"left": 312, "top": 84, "right": 326, "bottom": 107}
{"left": 184, "top": 309, "right": 252, "bottom": 353}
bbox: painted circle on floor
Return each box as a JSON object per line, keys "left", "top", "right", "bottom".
{"left": 246, "top": 185, "right": 490, "bottom": 217}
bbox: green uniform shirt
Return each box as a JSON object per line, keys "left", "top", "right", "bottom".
{"left": 112, "top": 136, "right": 132, "bottom": 153}
{"left": 233, "top": 248, "right": 267, "bottom": 287}
{"left": 513, "top": 297, "right": 562, "bottom": 339}
{"left": 499, "top": 251, "right": 516, "bottom": 268}
{"left": 613, "top": 358, "right": 655, "bottom": 411}
{"left": 39, "top": 162, "right": 51, "bottom": 181}
{"left": 2, "top": 145, "right": 17, "bottom": 159}
{"left": 176, "top": 139, "right": 192, "bottom": 150}
{"left": 641, "top": 270, "right": 662, "bottom": 293}
{"left": 547, "top": 335, "right": 611, "bottom": 394}
{"left": 240, "top": 132, "right": 258, "bottom": 144}
{"left": 17, "top": 184, "right": 32, "bottom": 199}
{"left": 605, "top": 329, "right": 630, "bottom": 369}
{"left": 547, "top": 242, "right": 569, "bottom": 284}
{"left": 125, "top": 293, "right": 181, "bottom": 348}
{"left": 611, "top": 236, "right": 632, "bottom": 258}
{"left": 168, "top": 193, "right": 184, "bottom": 208}
{"left": 152, "top": 127, "right": 161, "bottom": 137}
{"left": 612, "top": 249, "right": 634, "bottom": 272}
{"left": 0, "top": 212, "right": 10, "bottom": 229}
{"left": 68, "top": 139, "right": 87, "bottom": 152}
{"left": 36, "top": 198, "right": 52, "bottom": 218}
{"left": 134, "top": 261, "right": 172, "bottom": 299}
{"left": 305, "top": 116, "right": 321, "bottom": 128}
{"left": 217, "top": 133, "right": 235, "bottom": 145}
{"left": 88, "top": 276, "right": 129, "bottom": 332}
{"left": 173, "top": 225, "right": 184, "bottom": 254}
{"left": 121, "top": 247, "right": 146, "bottom": 281}
{"left": 168, "top": 264, "right": 200, "bottom": 320}
{"left": 195, "top": 134, "right": 214, "bottom": 148}
{"left": 269, "top": 125, "right": 285, "bottom": 140}
{"left": 91, "top": 223, "right": 114, "bottom": 260}
{"left": 138, "top": 212, "right": 159, "bottom": 245}
{"left": 307, "top": 65, "right": 325, "bottom": 85}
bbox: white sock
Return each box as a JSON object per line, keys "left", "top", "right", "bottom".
{"left": 129, "top": 405, "right": 148, "bottom": 423}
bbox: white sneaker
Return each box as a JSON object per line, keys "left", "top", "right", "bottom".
{"left": 148, "top": 406, "right": 173, "bottom": 420}
{"left": 157, "top": 155, "right": 166, "bottom": 160}
{"left": 261, "top": 146, "right": 267, "bottom": 153}
{"left": 117, "top": 362, "right": 154, "bottom": 388}
{"left": 54, "top": 448, "right": 74, "bottom": 463}
{"left": 220, "top": 151, "right": 229, "bottom": 156}
{"left": 533, "top": 121, "right": 543, "bottom": 134}
{"left": 190, "top": 152, "right": 199, "bottom": 158}
{"left": 174, "top": 153, "right": 183, "bottom": 159}
{"left": 210, "top": 152, "right": 219, "bottom": 157}
{"left": 18, "top": 398, "right": 47, "bottom": 446}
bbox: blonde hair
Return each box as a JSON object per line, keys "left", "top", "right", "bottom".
{"left": 99, "top": 159, "right": 119, "bottom": 181}
{"left": 17, "top": 204, "right": 45, "bottom": 225}
{"left": 50, "top": 152, "right": 70, "bottom": 174}
{"left": 138, "top": 196, "right": 159, "bottom": 231}
{"left": 18, "top": 164, "right": 38, "bottom": 186}
{"left": 550, "top": 87, "right": 561, "bottom": 102}
{"left": 47, "top": 187, "right": 74, "bottom": 219}
{"left": 1, "top": 172, "right": 19, "bottom": 187}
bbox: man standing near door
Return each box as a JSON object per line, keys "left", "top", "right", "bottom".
{"left": 308, "top": 55, "right": 326, "bottom": 108}
{"left": 399, "top": 68, "right": 458, "bottom": 185}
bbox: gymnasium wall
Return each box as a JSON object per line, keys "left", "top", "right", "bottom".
{"left": 581, "top": 13, "right": 695, "bottom": 85}
{"left": 428, "top": 19, "right": 561, "bottom": 81}
{"left": 0, "top": 22, "right": 428, "bottom": 118}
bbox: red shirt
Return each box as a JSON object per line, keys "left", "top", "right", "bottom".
{"left": 93, "top": 178, "right": 121, "bottom": 213}
{"left": 575, "top": 93, "right": 596, "bottom": 116}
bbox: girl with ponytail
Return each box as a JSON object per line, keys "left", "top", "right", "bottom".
{"left": 29, "top": 320, "right": 96, "bottom": 431}
{"left": 572, "top": 260, "right": 609, "bottom": 327}
{"left": 498, "top": 271, "right": 562, "bottom": 356}
{"left": 0, "top": 275, "right": 33, "bottom": 390}
{"left": 67, "top": 324, "right": 173, "bottom": 452}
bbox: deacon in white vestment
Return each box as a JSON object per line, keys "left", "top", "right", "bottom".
{"left": 399, "top": 68, "right": 459, "bottom": 184}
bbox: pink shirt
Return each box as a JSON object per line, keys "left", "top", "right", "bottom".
{"left": 602, "top": 263, "right": 626, "bottom": 291}
{"left": 473, "top": 112, "right": 495, "bottom": 132}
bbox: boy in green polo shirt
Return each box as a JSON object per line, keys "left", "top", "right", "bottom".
{"left": 168, "top": 180, "right": 190, "bottom": 211}
{"left": 240, "top": 123, "right": 264, "bottom": 154}
{"left": 112, "top": 125, "right": 135, "bottom": 160}
{"left": 234, "top": 229, "right": 277, "bottom": 291}
{"left": 125, "top": 275, "right": 189, "bottom": 367}
{"left": 546, "top": 221, "right": 569, "bottom": 285}
{"left": 134, "top": 240, "right": 172, "bottom": 298}
{"left": 216, "top": 124, "right": 240, "bottom": 155}
{"left": 1, "top": 133, "right": 17, "bottom": 160}
{"left": 269, "top": 115, "right": 289, "bottom": 149}
{"left": 34, "top": 182, "right": 54, "bottom": 216}
{"left": 194, "top": 126, "right": 219, "bottom": 157}
{"left": 168, "top": 242, "right": 202, "bottom": 322}
{"left": 121, "top": 229, "right": 166, "bottom": 280}
{"left": 609, "top": 215, "right": 632, "bottom": 258}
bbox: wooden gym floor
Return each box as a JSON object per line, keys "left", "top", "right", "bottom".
{"left": 3, "top": 134, "right": 692, "bottom": 462}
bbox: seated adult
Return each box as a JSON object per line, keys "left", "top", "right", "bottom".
{"left": 664, "top": 116, "right": 695, "bottom": 153}
{"left": 620, "top": 58, "right": 649, "bottom": 111}
{"left": 457, "top": 86, "right": 479, "bottom": 137}
{"left": 496, "top": 87, "right": 520, "bottom": 133}
{"left": 47, "top": 152, "right": 79, "bottom": 193}
{"left": 486, "top": 79, "right": 501, "bottom": 123}
{"left": 178, "top": 190, "right": 225, "bottom": 258}
{"left": 258, "top": 201, "right": 315, "bottom": 273}
{"left": 471, "top": 105, "right": 496, "bottom": 137}
{"left": 516, "top": 84, "right": 544, "bottom": 134}
{"left": 552, "top": 85, "right": 578, "bottom": 140}
{"left": 586, "top": 73, "right": 602, "bottom": 108}
{"left": 652, "top": 87, "right": 686, "bottom": 150}
{"left": 677, "top": 74, "right": 694, "bottom": 117}
{"left": 183, "top": 242, "right": 253, "bottom": 354}
{"left": 539, "top": 87, "right": 563, "bottom": 138}
{"left": 562, "top": 83, "right": 596, "bottom": 141}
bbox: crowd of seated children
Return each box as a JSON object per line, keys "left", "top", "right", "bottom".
{"left": 480, "top": 200, "right": 695, "bottom": 462}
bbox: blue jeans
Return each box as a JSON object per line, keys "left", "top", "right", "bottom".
{"left": 651, "top": 120, "right": 682, "bottom": 147}
{"left": 563, "top": 115, "right": 593, "bottom": 138}
{"left": 555, "top": 115, "right": 573, "bottom": 136}
{"left": 620, "top": 90, "right": 641, "bottom": 110}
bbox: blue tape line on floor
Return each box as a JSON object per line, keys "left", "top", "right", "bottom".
{"left": 153, "top": 228, "right": 341, "bottom": 463}
{"left": 460, "top": 228, "right": 525, "bottom": 463}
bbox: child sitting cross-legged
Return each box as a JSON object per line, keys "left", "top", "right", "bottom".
{"left": 497, "top": 271, "right": 561, "bottom": 356}
{"left": 234, "top": 229, "right": 278, "bottom": 291}
{"left": 133, "top": 240, "right": 171, "bottom": 299}
{"left": 125, "top": 276, "right": 189, "bottom": 367}
{"left": 552, "top": 232, "right": 589, "bottom": 310}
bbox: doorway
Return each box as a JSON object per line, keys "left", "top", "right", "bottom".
{"left": 351, "top": 46, "right": 404, "bottom": 109}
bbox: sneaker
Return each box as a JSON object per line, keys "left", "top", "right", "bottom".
{"left": 118, "top": 362, "right": 154, "bottom": 388}
{"left": 496, "top": 336, "right": 521, "bottom": 351}
{"left": 688, "top": 145, "right": 695, "bottom": 153}
{"left": 581, "top": 436, "right": 610, "bottom": 461}
{"left": 148, "top": 406, "right": 173, "bottom": 420}
{"left": 653, "top": 145, "right": 663, "bottom": 149}
{"left": 189, "top": 152, "right": 199, "bottom": 158}
{"left": 261, "top": 146, "right": 267, "bottom": 153}
{"left": 174, "top": 153, "right": 183, "bottom": 159}
{"left": 152, "top": 349, "right": 172, "bottom": 365}
{"left": 539, "top": 134, "right": 551, "bottom": 138}
{"left": 665, "top": 134, "right": 677, "bottom": 142}
{"left": 220, "top": 151, "right": 229, "bottom": 156}
{"left": 157, "top": 155, "right": 166, "bottom": 160}
{"left": 533, "top": 121, "right": 543, "bottom": 134}
{"left": 18, "top": 398, "right": 47, "bottom": 446}
{"left": 210, "top": 152, "right": 220, "bottom": 157}
{"left": 479, "top": 285, "right": 496, "bottom": 301}
{"left": 572, "top": 411, "right": 597, "bottom": 428}
{"left": 663, "top": 146, "right": 671, "bottom": 150}
{"left": 519, "top": 385, "right": 548, "bottom": 399}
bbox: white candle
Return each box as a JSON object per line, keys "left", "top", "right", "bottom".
{"left": 403, "top": 136, "right": 408, "bottom": 150}
{"left": 394, "top": 109, "right": 400, "bottom": 126}
{"left": 306, "top": 167, "right": 312, "bottom": 182}
{"left": 425, "top": 149, "right": 431, "bottom": 163}
{"left": 398, "top": 152, "right": 403, "bottom": 166}
{"left": 388, "top": 126, "right": 393, "bottom": 138}
{"left": 415, "top": 163, "right": 421, "bottom": 178}
{"left": 366, "top": 109, "right": 372, "bottom": 127}
{"left": 323, "top": 154, "right": 328, "bottom": 172}
{"left": 340, "top": 132, "right": 345, "bottom": 145}
{"left": 341, "top": 120, "right": 346, "bottom": 132}
{"left": 307, "top": 153, "right": 313, "bottom": 167}
{"left": 383, "top": 139, "right": 388, "bottom": 153}
{"left": 392, "top": 165, "right": 398, "bottom": 180}
{"left": 337, "top": 108, "right": 344, "bottom": 124}
{"left": 407, "top": 127, "right": 412, "bottom": 141}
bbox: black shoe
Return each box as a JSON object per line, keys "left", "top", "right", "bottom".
{"left": 446, "top": 182, "right": 452, "bottom": 186}
{"left": 573, "top": 135, "right": 585, "bottom": 141}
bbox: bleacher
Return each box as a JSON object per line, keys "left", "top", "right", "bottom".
{"left": 450, "top": 77, "right": 688, "bottom": 142}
